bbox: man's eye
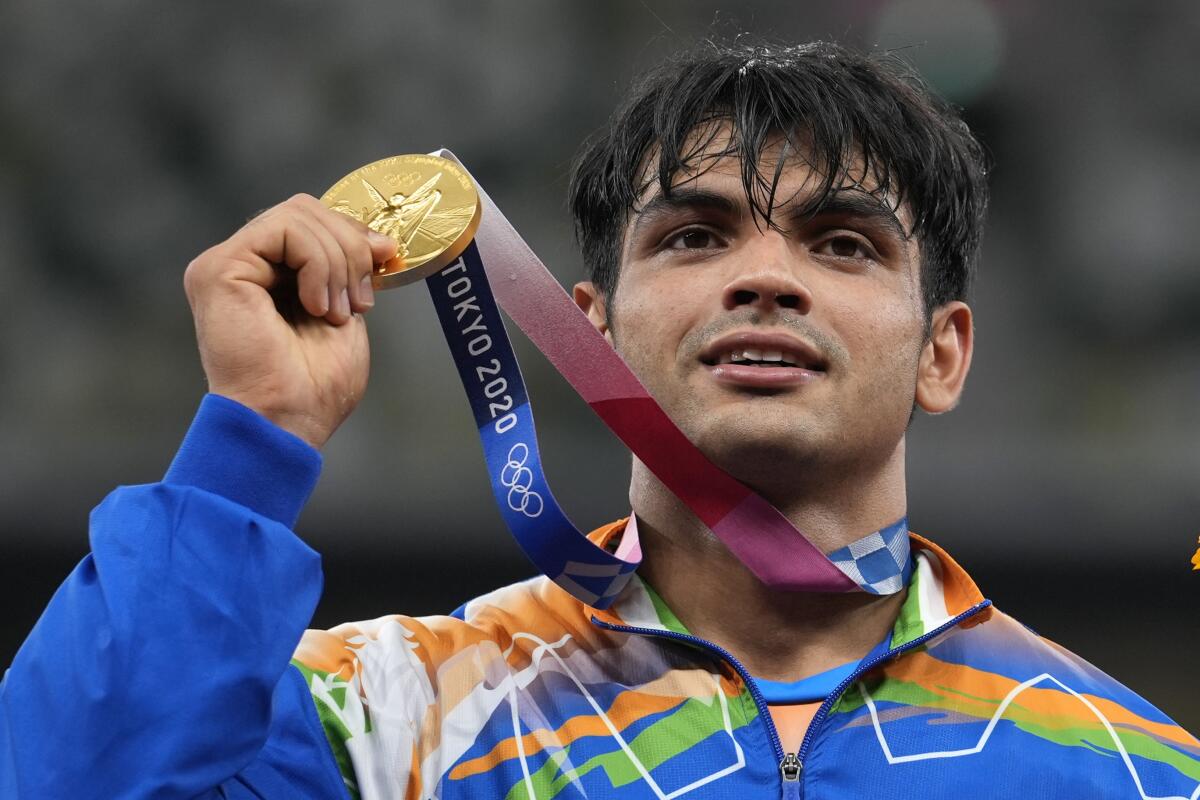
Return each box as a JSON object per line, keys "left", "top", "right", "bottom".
{"left": 666, "top": 229, "right": 719, "bottom": 250}
{"left": 818, "top": 234, "right": 874, "bottom": 260}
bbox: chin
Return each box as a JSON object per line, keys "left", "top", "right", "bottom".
{"left": 695, "top": 426, "right": 823, "bottom": 484}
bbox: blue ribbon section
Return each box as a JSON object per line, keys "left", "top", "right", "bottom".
{"left": 825, "top": 517, "right": 913, "bottom": 595}
{"left": 425, "top": 242, "right": 639, "bottom": 608}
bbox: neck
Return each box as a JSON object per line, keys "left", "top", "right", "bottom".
{"left": 629, "top": 443, "right": 909, "bottom": 682}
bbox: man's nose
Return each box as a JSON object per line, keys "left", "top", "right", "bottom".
{"left": 721, "top": 235, "right": 813, "bottom": 313}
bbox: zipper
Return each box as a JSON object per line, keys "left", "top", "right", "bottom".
{"left": 589, "top": 617, "right": 788, "bottom": 762}
{"left": 592, "top": 598, "right": 991, "bottom": 798}
{"left": 793, "top": 599, "right": 993, "bottom": 766}
{"left": 780, "top": 752, "right": 802, "bottom": 799}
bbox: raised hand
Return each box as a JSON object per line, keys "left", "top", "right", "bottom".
{"left": 183, "top": 193, "right": 397, "bottom": 448}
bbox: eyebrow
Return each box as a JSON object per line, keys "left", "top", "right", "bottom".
{"left": 629, "top": 185, "right": 910, "bottom": 245}
{"left": 629, "top": 188, "right": 744, "bottom": 242}
{"left": 796, "top": 190, "right": 911, "bottom": 242}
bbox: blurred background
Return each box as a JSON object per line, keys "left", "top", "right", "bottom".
{"left": 1, "top": 0, "right": 1197, "bottom": 730}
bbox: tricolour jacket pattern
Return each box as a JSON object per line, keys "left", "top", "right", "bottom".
{"left": 294, "top": 522, "right": 1200, "bottom": 799}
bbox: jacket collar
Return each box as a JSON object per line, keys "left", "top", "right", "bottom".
{"left": 588, "top": 519, "right": 991, "bottom": 649}
{"left": 890, "top": 533, "right": 991, "bottom": 647}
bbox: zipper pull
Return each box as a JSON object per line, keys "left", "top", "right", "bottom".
{"left": 780, "top": 752, "right": 802, "bottom": 799}
{"left": 780, "top": 752, "right": 801, "bottom": 781}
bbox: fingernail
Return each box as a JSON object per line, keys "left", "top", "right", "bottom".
{"left": 337, "top": 288, "right": 350, "bottom": 317}
{"left": 359, "top": 275, "right": 375, "bottom": 307}
{"left": 367, "top": 231, "right": 392, "bottom": 247}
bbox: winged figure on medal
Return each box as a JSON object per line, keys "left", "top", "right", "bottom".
{"left": 330, "top": 172, "right": 475, "bottom": 266}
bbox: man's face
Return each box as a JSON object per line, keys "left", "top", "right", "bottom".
{"left": 590, "top": 136, "right": 931, "bottom": 494}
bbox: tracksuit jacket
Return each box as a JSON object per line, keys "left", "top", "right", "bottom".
{"left": 2, "top": 395, "right": 1198, "bottom": 798}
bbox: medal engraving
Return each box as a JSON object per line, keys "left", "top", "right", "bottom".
{"left": 321, "top": 154, "right": 481, "bottom": 288}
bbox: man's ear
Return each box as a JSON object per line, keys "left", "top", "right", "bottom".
{"left": 915, "top": 301, "right": 974, "bottom": 414}
{"left": 573, "top": 281, "right": 612, "bottom": 343}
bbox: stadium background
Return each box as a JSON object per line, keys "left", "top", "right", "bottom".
{"left": 1, "top": 1, "right": 1197, "bottom": 730}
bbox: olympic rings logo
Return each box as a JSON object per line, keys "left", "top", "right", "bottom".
{"left": 500, "top": 443, "right": 544, "bottom": 518}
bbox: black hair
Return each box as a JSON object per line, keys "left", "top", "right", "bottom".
{"left": 568, "top": 40, "right": 990, "bottom": 321}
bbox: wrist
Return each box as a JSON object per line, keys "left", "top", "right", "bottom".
{"left": 210, "top": 387, "right": 333, "bottom": 450}
{"left": 255, "top": 408, "right": 332, "bottom": 451}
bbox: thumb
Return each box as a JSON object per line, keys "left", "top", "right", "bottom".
{"left": 367, "top": 231, "right": 399, "bottom": 263}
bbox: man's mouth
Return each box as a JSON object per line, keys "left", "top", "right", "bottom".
{"left": 713, "top": 348, "right": 814, "bottom": 369}
{"left": 699, "top": 332, "right": 828, "bottom": 371}
{"left": 699, "top": 332, "right": 828, "bottom": 388}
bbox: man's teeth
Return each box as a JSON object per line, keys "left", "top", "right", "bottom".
{"left": 719, "top": 349, "right": 797, "bottom": 366}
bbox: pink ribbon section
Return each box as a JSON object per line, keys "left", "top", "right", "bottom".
{"left": 441, "top": 149, "right": 856, "bottom": 593}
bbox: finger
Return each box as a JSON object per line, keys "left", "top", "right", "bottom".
{"left": 232, "top": 208, "right": 335, "bottom": 318}
{"left": 236, "top": 213, "right": 328, "bottom": 318}
{"left": 367, "top": 229, "right": 398, "bottom": 264}
{"left": 327, "top": 210, "right": 398, "bottom": 304}
{"left": 315, "top": 207, "right": 382, "bottom": 313}
{"left": 281, "top": 216, "right": 338, "bottom": 319}
{"left": 296, "top": 209, "right": 353, "bottom": 325}
{"left": 320, "top": 204, "right": 399, "bottom": 265}
{"left": 236, "top": 194, "right": 325, "bottom": 265}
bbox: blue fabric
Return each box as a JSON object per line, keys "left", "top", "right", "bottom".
{"left": 201, "top": 665, "right": 349, "bottom": 799}
{"left": 755, "top": 661, "right": 860, "bottom": 704}
{"left": 0, "top": 395, "right": 346, "bottom": 799}
{"left": 165, "top": 393, "right": 323, "bottom": 528}
{"left": 753, "top": 633, "right": 891, "bottom": 704}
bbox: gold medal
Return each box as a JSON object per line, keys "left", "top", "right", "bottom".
{"left": 321, "top": 154, "right": 481, "bottom": 289}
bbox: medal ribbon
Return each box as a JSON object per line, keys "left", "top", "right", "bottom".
{"left": 424, "top": 150, "right": 911, "bottom": 607}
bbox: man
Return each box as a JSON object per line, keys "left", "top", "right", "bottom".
{"left": 2, "top": 41, "right": 1198, "bottom": 799}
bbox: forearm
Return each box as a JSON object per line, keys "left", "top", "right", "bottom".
{"left": 0, "top": 395, "right": 325, "bottom": 798}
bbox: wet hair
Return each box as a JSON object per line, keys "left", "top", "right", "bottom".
{"left": 568, "top": 40, "right": 990, "bottom": 321}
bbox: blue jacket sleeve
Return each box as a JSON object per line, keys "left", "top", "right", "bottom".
{"left": 0, "top": 395, "right": 345, "bottom": 799}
